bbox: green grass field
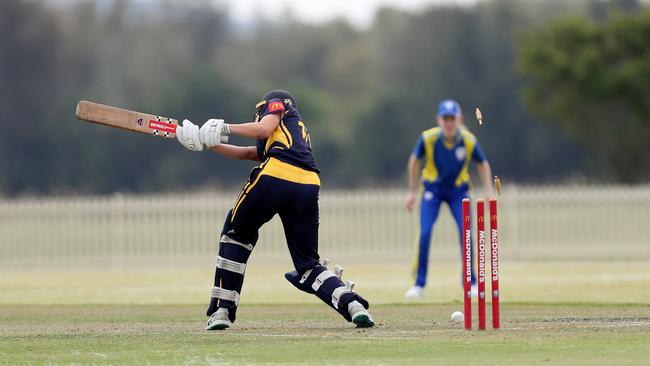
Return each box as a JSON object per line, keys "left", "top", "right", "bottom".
{"left": 2, "top": 261, "right": 650, "bottom": 365}
{"left": 3, "top": 303, "right": 650, "bottom": 365}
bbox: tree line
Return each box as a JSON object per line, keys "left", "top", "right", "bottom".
{"left": 1, "top": 0, "right": 647, "bottom": 196}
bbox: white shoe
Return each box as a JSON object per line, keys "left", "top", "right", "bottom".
{"left": 206, "top": 307, "right": 232, "bottom": 330}
{"left": 404, "top": 286, "right": 424, "bottom": 299}
{"left": 348, "top": 300, "right": 375, "bottom": 328}
{"left": 471, "top": 284, "right": 478, "bottom": 298}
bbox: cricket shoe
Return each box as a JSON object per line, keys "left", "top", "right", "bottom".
{"left": 348, "top": 300, "right": 375, "bottom": 328}
{"left": 206, "top": 307, "right": 231, "bottom": 330}
{"left": 404, "top": 285, "right": 424, "bottom": 300}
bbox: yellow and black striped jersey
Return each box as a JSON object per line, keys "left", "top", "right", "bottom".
{"left": 256, "top": 98, "right": 319, "bottom": 173}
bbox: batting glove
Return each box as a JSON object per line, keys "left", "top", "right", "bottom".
{"left": 199, "top": 119, "right": 230, "bottom": 148}
{"left": 176, "top": 119, "right": 203, "bottom": 151}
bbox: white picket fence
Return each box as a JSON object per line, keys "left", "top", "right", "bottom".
{"left": 1, "top": 186, "right": 649, "bottom": 268}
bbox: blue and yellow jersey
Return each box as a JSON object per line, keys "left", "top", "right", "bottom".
{"left": 412, "top": 127, "right": 485, "bottom": 190}
{"left": 255, "top": 98, "right": 319, "bottom": 173}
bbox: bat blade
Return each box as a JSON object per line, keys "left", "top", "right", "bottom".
{"left": 75, "top": 100, "right": 179, "bottom": 139}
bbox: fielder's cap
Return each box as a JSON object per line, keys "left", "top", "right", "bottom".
{"left": 437, "top": 99, "right": 462, "bottom": 117}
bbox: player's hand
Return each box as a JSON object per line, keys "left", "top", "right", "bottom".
{"left": 200, "top": 119, "right": 230, "bottom": 148}
{"left": 405, "top": 191, "right": 416, "bottom": 212}
{"left": 176, "top": 119, "right": 203, "bottom": 151}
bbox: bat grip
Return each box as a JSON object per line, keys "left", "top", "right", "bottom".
{"left": 220, "top": 135, "right": 229, "bottom": 144}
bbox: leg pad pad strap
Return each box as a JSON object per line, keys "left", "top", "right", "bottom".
{"left": 216, "top": 255, "right": 247, "bottom": 274}
{"left": 332, "top": 280, "right": 355, "bottom": 309}
{"left": 312, "top": 270, "right": 337, "bottom": 291}
{"left": 221, "top": 234, "right": 254, "bottom": 251}
{"left": 211, "top": 286, "right": 240, "bottom": 306}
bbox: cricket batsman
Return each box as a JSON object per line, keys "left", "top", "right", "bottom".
{"left": 175, "top": 90, "right": 374, "bottom": 330}
{"left": 404, "top": 99, "right": 494, "bottom": 299}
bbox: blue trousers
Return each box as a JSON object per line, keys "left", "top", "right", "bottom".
{"left": 412, "top": 185, "right": 477, "bottom": 288}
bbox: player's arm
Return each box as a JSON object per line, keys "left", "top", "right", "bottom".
{"left": 226, "top": 99, "right": 284, "bottom": 140}
{"left": 477, "top": 160, "right": 495, "bottom": 197}
{"left": 227, "top": 114, "right": 281, "bottom": 140}
{"left": 187, "top": 113, "right": 281, "bottom": 152}
{"left": 405, "top": 136, "right": 424, "bottom": 211}
{"left": 196, "top": 99, "right": 284, "bottom": 150}
{"left": 472, "top": 141, "right": 495, "bottom": 197}
{"left": 405, "top": 154, "right": 421, "bottom": 211}
{"left": 210, "top": 144, "right": 260, "bottom": 161}
{"left": 407, "top": 155, "right": 420, "bottom": 194}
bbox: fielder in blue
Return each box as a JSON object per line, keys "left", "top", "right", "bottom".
{"left": 404, "top": 99, "right": 494, "bottom": 299}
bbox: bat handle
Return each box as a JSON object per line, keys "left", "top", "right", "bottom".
{"left": 220, "top": 135, "right": 229, "bottom": 144}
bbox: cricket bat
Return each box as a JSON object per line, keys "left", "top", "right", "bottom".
{"left": 76, "top": 100, "right": 182, "bottom": 138}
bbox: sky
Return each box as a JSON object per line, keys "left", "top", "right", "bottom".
{"left": 217, "top": 0, "right": 479, "bottom": 28}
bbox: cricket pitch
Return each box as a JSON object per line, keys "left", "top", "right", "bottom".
{"left": 1, "top": 261, "right": 649, "bottom": 365}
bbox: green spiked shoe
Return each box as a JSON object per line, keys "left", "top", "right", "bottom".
{"left": 206, "top": 308, "right": 232, "bottom": 331}
{"left": 348, "top": 300, "right": 375, "bottom": 328}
